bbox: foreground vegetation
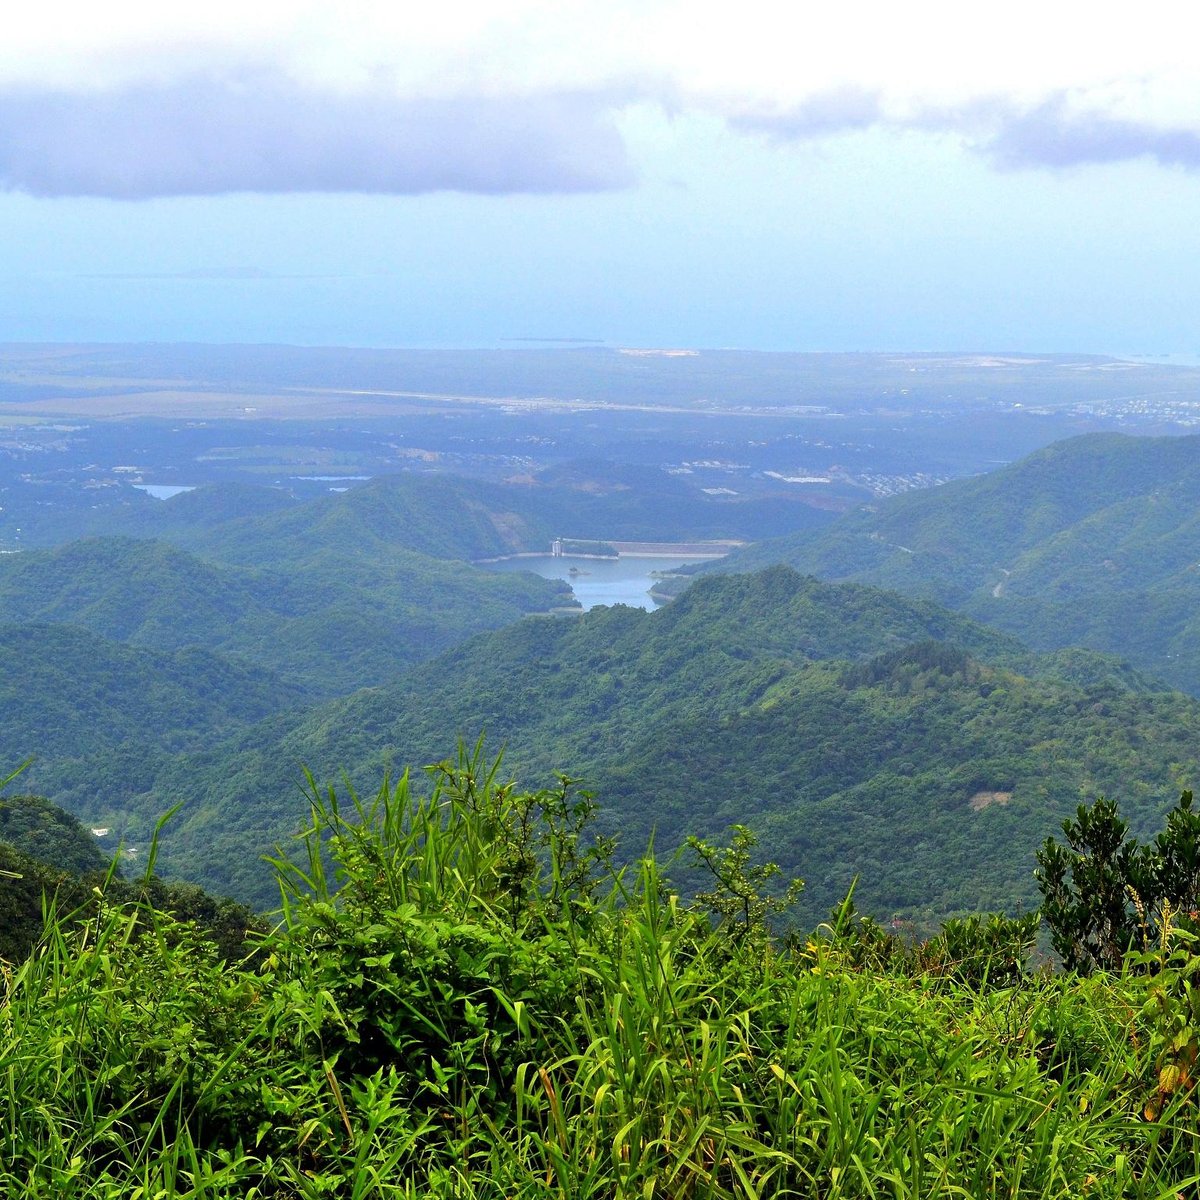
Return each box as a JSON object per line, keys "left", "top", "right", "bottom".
{"left": 6, "top": 752, "right": 1200, "bottom": 1197}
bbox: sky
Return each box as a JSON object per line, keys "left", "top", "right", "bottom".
{"left": 2, "top": 1, "right": 1199, "bottom": 353}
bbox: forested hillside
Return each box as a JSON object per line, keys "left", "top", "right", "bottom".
{"left": 0, "top": 791, "right": 109, "bottom": 875}
{"left": 9, "top": 436, "right": 1200, "bottom": 926}
{"left": 0, "top": 791, "right": 260, "bottom": 963}
{"left": 15, "top": 566, "right": 1198, "bottom": 923}
{"left": 673, "top": 433, "right": 1200, "bottom": 693}
{"left": 0, "top": 623, "right": 309, "bottom": 843}
{"left": 0, "top": 623, "right": 303, "bottom": 758}
{"left": 0, "top": 535, "right": 571, "bottom": 697}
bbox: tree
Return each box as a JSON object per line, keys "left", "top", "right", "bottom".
{"left": 1037, "top": 791, "right": 1200, "bottom": 973}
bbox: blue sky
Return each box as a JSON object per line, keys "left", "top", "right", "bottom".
{"left": 3, "top": 2, "right": 1199, "bottom": 353}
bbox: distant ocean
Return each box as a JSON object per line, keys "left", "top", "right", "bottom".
{"left": 1112, "top": 353, "right": 1200, "bottom": 367}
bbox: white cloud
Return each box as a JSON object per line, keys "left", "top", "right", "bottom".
{"left": 0, "top": 71, "right": 635, "bottom": 197}
{"left": 3, "top": 1, "right": 1199, "bottom": 196}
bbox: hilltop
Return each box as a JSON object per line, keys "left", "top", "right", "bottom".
{"left": 16, "top": 565, "right": 1195, "bottom": 922}
{"left": 670, "top": 433, "right": 1200, "bottom": 693}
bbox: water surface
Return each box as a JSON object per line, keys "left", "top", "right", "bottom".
{"left": 133, "top": 484, "right": 196, "bottom": 500}
{"left": 483, "top": 555, "right": 702, "bottom": 610}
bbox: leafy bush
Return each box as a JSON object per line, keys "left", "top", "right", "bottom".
{"left": 7, "top": 750, "right": 1200, "bottom": 1196}
{"left": 1037, "top": 791, "right": 1200, "bottom": 973}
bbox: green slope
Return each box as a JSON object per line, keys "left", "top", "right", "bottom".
{"left": 0, "top": 790, "right": 262, "bottom": 964}
{"left": 164, "top": 474, "right": 542, "bottom": 566}
{"left": 0, "top": 792, "right": 110, "bottom": 875}
{"left": 675, "top": 433, "right": 1200, "bottom": 692}
{"left": 0, "top": 622, "right": 301, "bottom": 750}
{"left": 0, "top": 622, "right": 306, "bottom": 823}
{"left": 0, "top": 537, "right": 285, "bottom": 643}
{"left": 116, "top": 481, "right": 302, "bottom": 533}
{"left": 0, "top": 535, "right": 574, "bottom": 699}
{"left": 36, "top": 566, "right": 1199, "bottom": 922}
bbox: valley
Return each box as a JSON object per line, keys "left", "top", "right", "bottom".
{"left": 5, "top": 348, "right": 1200, "bottom": 1200}
{"left": 5, "top": 346, "right": 1200, "bottom": 931}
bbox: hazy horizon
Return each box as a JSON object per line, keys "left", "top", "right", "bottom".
{"left": 4, "top": 5, "right": 1199, "bottom": 353}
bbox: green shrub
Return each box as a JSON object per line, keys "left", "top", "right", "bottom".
{"left": 1038, "top": 791, "right": 1200, "bottom": 973}
{"left": 8, "top": 749, "right": 1200, "bottom": 1196}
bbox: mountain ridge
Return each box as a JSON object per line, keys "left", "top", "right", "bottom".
{"left": 27, "top": 564, "right": 1196, "bottom": 921}
{"left": 666, "top": 433, "right": 1200, "bottom": 692}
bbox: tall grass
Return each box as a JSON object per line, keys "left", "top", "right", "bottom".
{"left": 4, "top": 748, "right": 1200, "bottom": 1196}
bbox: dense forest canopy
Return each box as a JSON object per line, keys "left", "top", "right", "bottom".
{"left": 5, "top": 430, "right": 1200, "bottom": 928}
{"left": 677, "top": 432, "right": 1200, "bottom": 694}
{"left": 4, "top": 562, "right": 1198, "bottom": 924}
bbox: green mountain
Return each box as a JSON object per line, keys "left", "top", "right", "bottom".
{"left": 0, "top": 622, "right": 307, "bottom": 827}
{"left": 155, "top": 474, "right": 543, "bottom": 566}
{"left": 123, "top": 467, "right": 832, "bottom": 567}
{"left": 0, "top": 790, "right": 261, "bottom": 964}
{"left": 0, "top": 535, "right": 573, "bottom": 699}
{"left": 673, "top": 433, "right": 1200, "bottom": 693}
{"left": 0, "top": 792, "right": 109, "bottom": 875}
{"left": 0, "top": 537, "right": 285, "bottom": 644}
{"left": 0, "top": 789, "right": 114, "bottom": 961}
{"left": 30, "top": 566, "right": 1200, "bottom": 923}
{"left": 117, "top": 481, "right": 302, "bottom": 532}
{"left": 0, "top": 622, "right": 301, "bottom": 747}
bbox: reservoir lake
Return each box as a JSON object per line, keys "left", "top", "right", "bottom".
{"left": 133, "top": 484, "right": 197, "bottom": 500}
{"left": 482, "top": 555, "right": 704, "bottom": 611}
